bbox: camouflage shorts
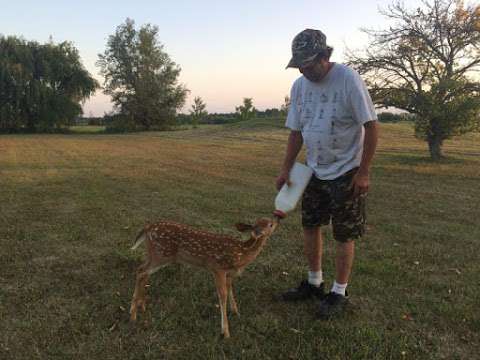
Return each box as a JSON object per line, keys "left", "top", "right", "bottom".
{"left": 301, "top": 167, "right": 366, "bottom": 242}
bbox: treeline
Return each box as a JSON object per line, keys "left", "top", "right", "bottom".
{"left": 377, "top": 112, "right": 415, "bottom": 123}
{"left": 77, "top": 110, "right": 412, "bottom": 128}
{"left": 176, "top": 107, "right": 287, "bottom": 126}
{"left": 76, "top": 106, "right": 287, "bottom": 128}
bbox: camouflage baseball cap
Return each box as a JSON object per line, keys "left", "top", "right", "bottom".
{"left": 286, "top": 29, "right": 328, "bottom": 69}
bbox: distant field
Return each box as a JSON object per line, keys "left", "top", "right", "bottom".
{"left": 1, "top": 120, "right": 478, "bottom": 359}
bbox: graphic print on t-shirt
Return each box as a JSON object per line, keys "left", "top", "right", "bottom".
{"left": 285, "top": 63, "right": 377, "bottom": 179}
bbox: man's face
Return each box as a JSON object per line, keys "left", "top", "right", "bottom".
{"left": 299, "top": 58, "right": 330, "bottom": 83}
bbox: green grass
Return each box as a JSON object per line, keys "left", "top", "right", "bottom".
{"left": 1, "top": 121, "right": 479, "bottom": 359}
{"left": 69, "top": 125, "right": 106, "bottom": 133}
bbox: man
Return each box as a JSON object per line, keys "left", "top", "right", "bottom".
{"left": 276, "top": 29, "right": 378, "bottom": 319}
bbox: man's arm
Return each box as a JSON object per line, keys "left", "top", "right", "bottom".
{"left": 353, "top": 121, "right": 378, "bottom": 197}
{"left": 276, "top": 130, "right": 303, "bottom": 190}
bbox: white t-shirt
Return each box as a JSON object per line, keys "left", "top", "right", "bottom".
{"left": 285, "top": 63, "right": 377, "bottom": 180}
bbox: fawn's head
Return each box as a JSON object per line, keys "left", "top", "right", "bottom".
{"left": 235, "top": 217, "right": 278, "bottom": 240}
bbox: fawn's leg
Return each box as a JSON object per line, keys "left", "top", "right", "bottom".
{"left": 226, "top": 275, "right": 239, "bottom": 315}
{"left": 130, "top": 263, "right": 150, "bottom": 321}
{"left": 214, "top": 270, "right": 230, "bottom": 338}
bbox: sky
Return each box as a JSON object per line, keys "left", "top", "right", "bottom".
{"left": 1, "top": 0, "right": 427, "bottom": 116}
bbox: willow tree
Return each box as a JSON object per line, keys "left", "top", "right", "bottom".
{"left": 97, "top": 19, "right": 188, "bottom": 131}
{"left": 348, "top": 0, "right": 480, "bottom": 160}
{"left": 0, "top": 36, "right": 98, "bottom": 133}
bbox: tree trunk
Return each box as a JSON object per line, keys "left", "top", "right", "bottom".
{"left": 427, "top": 117, "right": 446, "bottom": 161}
{"left": 427, "top": 136, "right": 444, "bottom": 161}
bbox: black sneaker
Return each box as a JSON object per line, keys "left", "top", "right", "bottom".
{"left": 316, "top": 291, "right": 349, "bottom": 319}
{"left": 282, "top": 280, "right": 325, "bottom": 301}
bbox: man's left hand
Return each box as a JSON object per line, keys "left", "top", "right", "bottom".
{"left": 352, "top": 171, "right": 369, "bottom": 198}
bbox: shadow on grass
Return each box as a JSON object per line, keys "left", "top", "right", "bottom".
{"left": 377, "top": 150, "right": 478, "bottom": 166}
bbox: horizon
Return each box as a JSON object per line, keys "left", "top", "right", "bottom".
{"left": 1, "top": 0, "right": 447, "bottom": 116}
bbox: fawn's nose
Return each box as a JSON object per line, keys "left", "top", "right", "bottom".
{"left": 270, "top": 219, "right": 279, "bottom": 232}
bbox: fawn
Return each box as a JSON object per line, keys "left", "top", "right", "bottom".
{"left": 129, "top": 217, "right": 279, "bottom": 338}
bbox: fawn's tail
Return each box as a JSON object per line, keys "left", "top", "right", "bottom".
{"left": 131, "top": 228, "right": 147, "bottom": 250}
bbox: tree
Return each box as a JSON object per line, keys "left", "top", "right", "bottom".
{"left": 189, "top": 96, "right": 208, "bottom": 128}
{"left": 0, "top": 36, "right": 98, "bottom": 133}
{"left": 235, "top": 98, "right": 256, "bottom": 121}
{"left": 280, "top": 95, "right": 290, "bottom": 116}
{"left": 347, "top": 0, "right": 480, "bottom": 160}
{"left": 97, "top": 18, "right": 188, "bottom": 131}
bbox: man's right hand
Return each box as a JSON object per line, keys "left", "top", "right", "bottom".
{"left": 276, "top": 131, "right": 303, "bottom": 191}
{"left": 276, "top": 171, "right": 292, "bottom": 191}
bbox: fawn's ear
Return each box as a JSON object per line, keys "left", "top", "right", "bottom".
{"left": 235, "top": 223, "right": 253, "bottom": 232}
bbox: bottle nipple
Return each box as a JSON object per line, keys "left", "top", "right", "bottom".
{"left": 273, "top": 209, "right": 287, "bottom": 219}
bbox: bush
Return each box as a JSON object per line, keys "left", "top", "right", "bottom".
{"left": 200, "top": 114, "right": 240, "bottom": 125}
{"left": 104, "top": 114, "right": 140, "bottom": 133}
{"left": 378, "top": 112, "right": 401, "bottom": 123}
{"left": 377, "top": 112, "right": 414, "bottom": 123}
{"left": 88, "top": 117, "right": 105, "bottom": 126}
{"left": 175, "top": 113, "right": 193, "bottom": 125}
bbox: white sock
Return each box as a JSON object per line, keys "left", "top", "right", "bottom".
{"left": 308, "top": 270, "right": 323, "bottom": 287}
{"left": 331, "top": 281, "right": 347, "bottom": 296}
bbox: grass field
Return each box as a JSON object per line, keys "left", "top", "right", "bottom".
{"left": 1, "top": 120, "right": 479, "bottom": 359}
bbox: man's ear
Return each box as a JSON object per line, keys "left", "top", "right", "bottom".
{"left": 235, "top": 223, "right": 253, "bottom": 232}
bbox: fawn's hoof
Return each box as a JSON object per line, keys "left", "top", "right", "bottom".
{"left": 130, "top": 310, "right": 137, "bottom": 322}
{"left": 130, "top": 299, "right": 146, "bottom": 321}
